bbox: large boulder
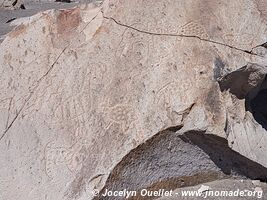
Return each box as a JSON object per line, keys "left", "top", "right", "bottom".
{"left": 0, "top": 0, "right": 267, "bottom": 199}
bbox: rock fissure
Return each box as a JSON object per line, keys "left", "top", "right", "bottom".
{"left": 103, "top": 15, "right": 260, "bottom": 57}
{"left": 0, "top": 10, "right": 101, "bottom": 142}
{"left": 0, "top": 47, "right": 68, "bottom": 141}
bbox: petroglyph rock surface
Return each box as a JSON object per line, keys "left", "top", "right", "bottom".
{"left": 1, "top": 0, "right": 267, "bottom": 199}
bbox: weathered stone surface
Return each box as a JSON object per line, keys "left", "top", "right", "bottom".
{"left": 94, "top": 130, "right": 267, "bottom": 200}
{"left": 0, "top": 0, "right": 21, "bottom": 10}
{"left": 219, "top": 63, "right": 267, "bottom": 99}
{"left": 0, "top": 2, "right": 85, "bottom": 43}
{"left": 0, "top": 0, "right": 267, "bottom": 199}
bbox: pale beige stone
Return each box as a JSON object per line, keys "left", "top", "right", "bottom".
{"left": 252, "top": 180, "right": 262, "bottom": 186}
{"left": 0, "top": 0, "right": 267, "bottom": 199}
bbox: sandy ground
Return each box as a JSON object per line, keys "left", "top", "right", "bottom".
{"left": 0, "top": 1, "right": 81, "bottom": 42}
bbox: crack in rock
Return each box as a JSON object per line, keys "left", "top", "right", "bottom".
{"left": 102, "top": 15, "right": 260, "bottom": 57}
{"left": 0, "top": 10, "right": 101, "bottom": 142}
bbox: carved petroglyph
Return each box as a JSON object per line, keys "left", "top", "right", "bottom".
{"left": 153, "top": 38, "right": 174, "bottom": 66}
{"left": 51, "top": 61, "right": 108, "bottom": 123}
{"left": 115, "top": 23, "right": 151, "bottom": 70}
{"left": 223, "top": 33, "right": 255, "bottom": 47}
{"left": 115, "top": 23, "right": 139, "bottom": 57}
{"left": 67, "top": 145, "right": 87, "bottom": 173}
{"left": 99, "top": 97, "right": 137, "bottom": 134}
{"left": 178, "top": 21, "right": 209, "bottom": 39}
{"left": 155, "top": 82, "right": 178, "bottom": 107}
{"left": 88, "top": 61, "right": 108, "bottom": 94}
{"left": 45, "top": 142, "right": 72, "bottom": 178}
{"left": 44, "top": 62, "right": 108, "bottom": 179}
{"left": 52, "top": 96, "right": 89, "bottom": 128}
{"left": 238, "top": 33, "right": 256, "bottom": 46}
{"left": 173, "top": 21, "right": 217, "bottom": 60}
{"left": 155, "top": 80, "right": 194, "bottom": 107}
{"left": 45, "top": 140, "right": 89, "bottom": 178}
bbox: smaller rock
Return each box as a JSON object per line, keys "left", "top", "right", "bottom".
{"left": 254, "top": 187, "right": 263, "bottom": 193}
{"left": 252, "top": 180, "right": 261, "bottom": 186}
{"left": 252, "top": 46, "right": 267, "bottom": 57}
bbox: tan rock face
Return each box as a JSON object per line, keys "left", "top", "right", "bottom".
{"left": 0, "top": 0, "right": 21, "bottom": 10}
{"left": 0, "top": 0, "right": 267, "bottom": 199}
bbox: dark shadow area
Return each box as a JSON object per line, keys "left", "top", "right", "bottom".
{"left": 246, "top": 76, "right": 267, "bottom": 131}
{"left": 5, "top": 17, "right": 16, "bottom": 23}
{"left": 183, "top": 131, "right": 267, "bottom": 182}
{"left": 213, "top": 57, "right": 227, "bottom": 80}
{"left": 249, "top": 89, "right": 267, "bottom": 130}
{"left": 260, "top": 42, "right": 267, "bottom": 49}
{"left": 94, "top": 129, "right": 267, "bottom": 200}
{"left": 12, "top": 0, "right": 18, "bottom": 6}
{"left": 20, "top": 4, "right": 25, "bottom": 9}
{"left": 94, "top": 129, "right": 227, "bottom": 200}
{"left": 217, "top": 62, "right": 267, "bottom": 131}
{"left": 218, "top": 64, "right": 265, "bottom": 99}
